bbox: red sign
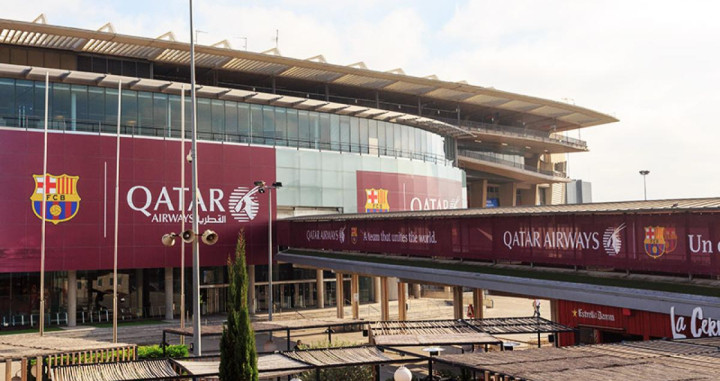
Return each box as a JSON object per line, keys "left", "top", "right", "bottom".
{"left": 0, "top": 129, "right": 276, "bottom": 272}
{"left": 277, "top": 209, "right": 720, "bottom": 276}
{"left": 356, "top": 171, "right": 463, "bottom": 213}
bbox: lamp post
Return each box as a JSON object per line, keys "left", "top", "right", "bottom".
{"left": 254, "top": 180, "right": 282, "bottom": 321}
{"left": 188, "top": 0, "right": 201, "bottom": 356}
{"left": 639, "top": 170, "right": 650, "bottom": 201}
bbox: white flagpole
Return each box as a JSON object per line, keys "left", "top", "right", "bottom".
{"left": 180, "top": 84, "right": 186, "bottom": 343}
{"left": 39, "top": 72, "right": 49, "bottom": 336}
{"left": 113, "top": 80, "right": 121, "bottom": 343}
{"left": 189, "top": 0, "right": 202, "bottom": 355}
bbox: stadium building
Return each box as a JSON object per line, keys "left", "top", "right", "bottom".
{"left": 0, "top": 17, "right": 616, "bottom": 327}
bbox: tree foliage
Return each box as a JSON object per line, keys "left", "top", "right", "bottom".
{"left": 220, "top": 232, "right": 258, "bottom": 381}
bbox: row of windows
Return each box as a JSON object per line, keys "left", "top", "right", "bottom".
{"left": 0, "top": 78, "right": 449, "bottom": 163}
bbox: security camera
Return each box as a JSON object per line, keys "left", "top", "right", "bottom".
{"left": 186, "top": 152, "right": 193, "bottom": 163}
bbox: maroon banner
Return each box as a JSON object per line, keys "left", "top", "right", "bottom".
{"left": 0, "top": 129, "right": 276, "bottom": 272}
{"left": 278, "top": 211, "right": 720, "bottom": 276}
{"left": 356, "top": 171, "right": 463, "bottom": 213}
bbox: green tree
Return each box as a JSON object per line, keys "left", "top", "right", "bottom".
{"left": 220, "top": 233, "right": 258, "bottom": 381}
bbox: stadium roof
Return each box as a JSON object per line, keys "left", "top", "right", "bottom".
{"left": 0, "top": 18, "right": 618, "bottom": 130}
{"left": 284, "top": 197, "right": 720, "bottom": 221}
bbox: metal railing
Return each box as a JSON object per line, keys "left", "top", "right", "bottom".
{"left": 0, "top": 116, "right": 454, "bottom": 166}
{"left": 436, "top": 116, "right": 588, "bottom": 149}
{"left": 458, "top": 149, "right": 566, "bottom": 177}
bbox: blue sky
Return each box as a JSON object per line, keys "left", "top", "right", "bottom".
{"left": 7, "top": 0, "right": 720, "bottom": 201}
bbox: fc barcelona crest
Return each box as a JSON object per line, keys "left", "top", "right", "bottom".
{"left": 30, "top": 174, "right": 81, "bottom": 224}
{"left": 365, "top": 188, "right": 390, "bottom": 213}
{"left": 643, "top": 226, "right": 677, "bottom": 259}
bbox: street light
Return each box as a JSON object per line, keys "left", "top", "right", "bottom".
{"left": 254, "top": 180, "right": 282, "bottom": 321}
{"left": 639, "top": 170, "right": 650, "bottom": 200}
{"left": 394, "top": 366, "right": 412, "bottom": 381}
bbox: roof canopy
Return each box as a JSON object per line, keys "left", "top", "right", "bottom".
{"left": 0, "top": 18, "right": 617, "bottom": 129}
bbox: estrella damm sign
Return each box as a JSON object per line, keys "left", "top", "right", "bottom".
{"left": 643, "top": 226, "right": 677, "bottom": 259}
{"left": 30, "top": 174, "right": 81, "bottom": 224}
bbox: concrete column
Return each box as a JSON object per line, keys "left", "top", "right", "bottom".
{"left": 351, "top": 274, "right": 359, "bottom": 319}
{"left": 452, "top": 286, "right": 463, "bottom": 320}
{"left": 373, "top": 277, "right": 381, "bottom": 303}
{"left": 248, "top": 265, "right": 256, "bottom": 314}
{"left": 316, "top": 269, "right": 325, "bottom": 309}
{"left": 380, "top": 277, "right": 389, "bottom": 321}
{"left": 387, "top": 277, "right": 398, "bottom": 300}
{"left": 444, "top": 286, "right": 452, "bottom": 299}
{"left": 499, "top": 183, "right": 517, "bottom": 207}
{"left": 469, "top": 179, "right": 489, "bottom": 208}
{"left": 518, "top": 185, "right": 539, "bottom": 206}
{"left": 472, "top": 289, "right": 484, "bottom": 319}
{"left": 136, "top": 269, "right": 144, "bottom": 317}
{"left": 164, "top": 267, "right": 174, "bottom": 320}
{"left": 293, "top": 283, "right": 300, "bottom": 308}
{"left": 412, "top": 283, "right": 421, "bottom": 299}
{"left": 68, "top": 270, "right": 77, "bottom": 327}
{"left": 397, "top": 282, "right": 407, "bottom": 321}
{"left": 336, "top": 273, "right": 344, "bottom": 319}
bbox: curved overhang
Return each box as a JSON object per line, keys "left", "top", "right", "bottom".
{"left": 0, "top": 18, "right": 618, "bottom": 130}
{"left": 458, "top": 153, "right": 570, "bottom": 184}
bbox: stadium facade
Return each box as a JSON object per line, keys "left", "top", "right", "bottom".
{"left": 0, "top": 17, "right": 616, "bottom": 327}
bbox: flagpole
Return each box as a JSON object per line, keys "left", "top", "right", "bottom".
{"left": 39, "top": 72, "right": 48, "bottom": 336}
{"left": 113, "top": 80, "right": 121, "bottom": 343}
{"left": 180, "top": 84, "right": 186, "bottom": 344}
{"left": 189, "top": 0, "right": 202, "bottom": 355}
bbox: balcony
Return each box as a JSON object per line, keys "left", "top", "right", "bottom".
{"left": 457, "top": 149, "right": 569, "bottom": 184}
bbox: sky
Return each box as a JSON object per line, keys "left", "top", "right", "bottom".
{"left": 6, "top": 0, "right": 720, "bottom": 202}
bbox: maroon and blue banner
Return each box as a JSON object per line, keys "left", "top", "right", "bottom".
{"left": 278, "top": 211, "right": 720, "bottom": 276}
{"left": 0, "top": 129, "right": 277, "bottom": 272}
{"left": 356, "top": 171, "right": 463, "bottom": 213}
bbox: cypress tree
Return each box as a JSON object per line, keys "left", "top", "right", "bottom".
{"left": 220, "top": 232, "right": 258, "bottom": 381}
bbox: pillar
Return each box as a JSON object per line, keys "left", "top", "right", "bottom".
{"left": 68, "top": 270, "right": 77, "bottom": 327}
{"left": 453, "top": 286, "right": 463, "bottom": 320}
{"left": 164, "top": 267, "right": 173, "bottom": 320}
{"left": 336, "top": 273, "right": 344, "bottom": 319}
{"left": 498, "top": 183, "right": 517, "bottom": 207}
{"left": 248, "top": 265, "right": 256, "bottom": 314}
{"left": 135, "top": 269, "right": 144, "bottom": 317}
{"left": 472, "top": 289, "right": 484, "bottom": 319}
{"left": 469, "top": 179, "right": 488, "bottom": 208}
{"left": 351, "top": 274, "right": 359, "bottom": 319}
{"left": 518, "top": 185, "right": 539, "bottom": 206}
{"left": 379, "top": 277, "right": 389, "bottom": 321}
{"left": 397, "top": 282, "right": 407, "bottom": 321}
{"left": 387, "top": 277, "right": 398, "bottom": 300}
{"left": 373, "top": 277, "right": 381, "bottom": 303}
{"left": 412, "top": 283, "right": 421, "bottom": 299}
{"left": 316, "top": 269, "right": 325, "bottom": 309}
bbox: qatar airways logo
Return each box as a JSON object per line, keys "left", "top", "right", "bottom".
{"left": 306, "top": 228, "right": 346, "bottom": 244}
{"left": 409, "top": 196, "right": 461, "bottom": 211}
{"left": 126, "top": 185, "right": 261, "bottom": 224}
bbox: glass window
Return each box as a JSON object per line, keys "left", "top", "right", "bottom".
{"left": 330, "top": 114, "right": 340, "bottom": 151}
{"left": 120, "top": 89, "right": 138, "bottom": 134}
{"left": 211, "top": 99, "right": 224, "bottom": 140}
{"left": 153, "top": 93, "right": 168, "bottom": 137}
{"left": 308, "top": 111, "right": 319, "bottom": 149}
{"left": 250, "top": 104, "right": 263, "bottom": 144}
{"left": 138, "top": 92, "right": 153, "bottom": 136}
{"left": 263, "top": 106, "right": 275, "bottom": 145}
{"left": 298, "top": 110, "right": 309, "bottom": 148}
{"left": 319, "top": 113, "right": 330, "bottom": 150}
{"left": 0, "top": 79, "right": 15, "bottom": 126}
{"left": 197, "top": 98, "right": 212, "bottom": 139}
{"left": 70, "top": 85, "right": 88, "bottom": 131}
{"left": 237, "top": 103, "right": 250, "bottom": 142}
{"left": 346, "top": 116, "right": 357, "bottom": 153}
{"left": 225, "top": 101, "right": 238, "bottom": 141}
{"left": 393, "top": 123, "right": 402, "bottom": 156}
{"left": 421, "top": 130, "right": 428, "bottom": 160}
{"left": 15, "top": 80, "right": 33, "bottom": 128}
{"left": 274, "top": 107, "right": 287, "bottom": 146}
{"left": 51, "top": 83, "right": 71, "bottom": 130}
{"left": 358, "top": 118, "right": 368, "bottom": 154}
{"left": 286, "top": 109, "right": 298, "bottom": 147}
{"left": 88, "top": 87, "right": 105, "bottom": 131}
{"left": 168, "top": 94, "right": 182, "bottom": 138}
{"left": 104, "top": 88, "right": 118, "bottom": 133}
{"left": 32, "top": 81, "right": 46, "bottom": 126}
{"left": 339, "top": 115, "right": 350, "bottom": 152}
